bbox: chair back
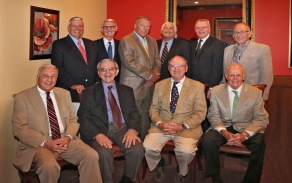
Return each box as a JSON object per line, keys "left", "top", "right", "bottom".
{"left": 251, "top": 84, "right": 267, "bottom": 97}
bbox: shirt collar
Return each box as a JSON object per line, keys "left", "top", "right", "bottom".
{"left": 37, "top": 85, "right": 53, "bottom": 95}
{"left": 102, "top": 80, "right": 117, "bottom": 89}
{"left": 171, "top": 76, "right": 186, "bottom": 84}
{"left": 227, "top": 84, "right": 243, "bottom": 95}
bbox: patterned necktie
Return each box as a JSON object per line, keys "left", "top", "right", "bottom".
{"left": 170, "top": 81, "right": 179, "bottom": 114}
{"left": 232, "top": 90, "right": 239, "bottom": 117}
{"left": 161, "top": 42, "right": 168, "bottom": 64}
{"left": 46, "top": 92, "right": 61, "bottom": 140}
{"left": 195, "top": 39, "right": 203, "bottom": 55}
{"left": 78, "top": 40, "right": 88, "bottom": 64}
{"left": 141, "top": 38, "right": 149, "bottom": 56}
{"left": 108, "top": 42, "right": 113, "bottom": 59}
{"left": 108, "top": 85, "right": 122, "bottom": 129}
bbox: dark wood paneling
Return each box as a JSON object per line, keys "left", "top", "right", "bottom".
{"left": 262, "top": 75, "right": 292, "bottom": 183}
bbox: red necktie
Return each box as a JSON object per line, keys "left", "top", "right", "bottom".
{"left": 78, "top": 40, "right": 88, "bottom": 64}
{"left": 108, "top": 85, "right": 122, "bottom": 129}
{"left": 47, "top": 92, "right": 61, "bottom": 140}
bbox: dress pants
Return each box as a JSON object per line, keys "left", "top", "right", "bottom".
{"left": 33, "top": 138, "right": 102, "bottom": 183}
{"left": 202, "top": 127, "right": 265, "bottom": 183}
{"left": 90, "top": 124, "right": 144, "bottom": 183}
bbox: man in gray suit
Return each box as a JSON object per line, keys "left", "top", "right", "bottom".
{"left": 12, "top": 64, "right": 102, "bottom": 183}
{"left": 119, "top": 16, "right": 161, "bottom": 139}
{"left": 202, "top": 63, "right": 269, "bottom": 183}
{"left": 223, "top": 22, "right": 273, "bottom": 101}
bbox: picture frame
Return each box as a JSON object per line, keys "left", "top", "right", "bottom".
{"left": 214, "top": 18, "right": 242, "bottom": 46}
{"left": 29, "top": 6, "right": 59, "bottom": 60}
{"left": 289, "top": 0, "right": 292, "bottom": 67}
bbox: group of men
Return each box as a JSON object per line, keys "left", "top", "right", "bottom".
{"left": 12, "top": 15, "right": 272, "bottom": 183}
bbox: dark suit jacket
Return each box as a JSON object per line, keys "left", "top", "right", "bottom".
{"left": 188, "top": 36, "right": 225, "bottom": 87}
{"left": 95, "top": 38, "right": 121, "bottom": 82}
{"left": 77, "top": 83, "right": 142, "bottom": 144}
{"left": 157, "top": 38, "right": 190, "bottom": 80}
{"left": 51, "top": 35, "right": 99, "bottom": 102}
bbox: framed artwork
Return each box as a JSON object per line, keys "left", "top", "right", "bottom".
{"left": 29, "top": 6, "right": 59, "bottom": 60}
{"left": 289, "top": 0, "right": 292, "bottom": 67}
{"left": 214, "top": 18, "right": 242, "bottom": 46}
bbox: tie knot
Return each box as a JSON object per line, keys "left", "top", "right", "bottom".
{"left": 165, "top": 42, "right": 168, "bottom": 46}
{"left": 46, "top": 92, "right": 50, "bottom": 97}
{"left": 108, "top": 42, "right": 111, "bottom": 45}
{"left": 232, "top": 90, "right": 238, "bottom": 96}
{"left": 199, "top": 39, "right": 203, "bottom": 43}
{"left": 108, "top": 85, "right": 113, "bottom": 90}
{"left": 173, "top": 81, "right": 179, "bottom": 86}
{"left": 78, "top": 39, "right": 81, "bottom": 44}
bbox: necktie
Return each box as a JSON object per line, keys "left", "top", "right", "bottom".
{"left": 141, "top": 38, "right": 149, "bottom": 56}
{"left": 232, "top": 90, "right": 239, "bottom": 117}
{"left": 46, "top": 92, "right": 61, "bottom": 140}
{"left": 78, "top": 40, "right": 88, "bottom": 64}
{"left": 108, "top": 85, "right": 122, "bottom": 129}
{"left": 170, "top": 82, "right": 179, "bottom": 114}
{"left": 108, "top": 42, "right": 113, "bottom": 59}
{"left": 195, "top": 39, "right": 203, "bottom": 55}
{"left": 161, "top": 42, "right": 168, "bottom": 64}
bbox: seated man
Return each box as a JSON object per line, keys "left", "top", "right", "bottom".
{"left": 143, "top": 56, "right": 207, "bottom": 183}
{"left": 77, "top": 59, "right": 144, "bottom": 183}
{"left": 12, "top": 64, "right": 102, "bottom": 183}
{"left": 202, "top": 63, "right": 269, "bottom": 183}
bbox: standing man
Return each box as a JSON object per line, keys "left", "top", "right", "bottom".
{"left": 78, "top": 59, "right": 144, "bottom": 183}
{"left": 157, "top": 22, "right": 190, "bottom": 80}
{"left": 144, "top": 56, "right": 207, "bottom": 183}
{"left": 51, "top": 17, "right": 99, "bottom": 113}
{"left": 223, "top": 22, "right": 273, "bottom": 101}
{"left": 188, "top": 19, "right": 226, "bottom": 132}
{"left": 95, "top": 19, "right": 121, "bottom": 82}
{"left": 12, "top": 64, "right": 102, "bottom": 183}
{"left": 203, "top": 63, "right": 269, "bottom": 183}
{"left": 119, "top": 16, "right": 161, "bottom": 139}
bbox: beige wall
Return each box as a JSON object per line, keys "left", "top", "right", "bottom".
{"left": 0, "top": 0, "right": 106, "bottom": 182}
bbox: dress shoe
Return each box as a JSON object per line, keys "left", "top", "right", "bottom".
{"left": 174, "top": 172, "right": 186, "bottom": 183}
{"left": 154, "top": 157, "right": 166, "bottom": 182}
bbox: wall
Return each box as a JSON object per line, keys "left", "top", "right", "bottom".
{"left": 0, "top": 0, "right": 106, "bottom": 182}
{"left": 107, "top": 0, "right": 166, "bottom": 40}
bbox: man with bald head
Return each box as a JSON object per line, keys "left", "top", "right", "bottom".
{"left": 203, "top": 63, "right": 269, "bottom": 183}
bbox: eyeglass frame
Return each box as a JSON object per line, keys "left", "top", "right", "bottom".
{"left": 98, "top": 67, "right": 118, "bottom": 72}
{"left": 233, "top": 30, "right": 251, "bottom": 36}
{"left": 102, "top": 26, "right": 116, "bottom": 30}
{"left": 168, "top": 64, "right": 186, "bottom": 69}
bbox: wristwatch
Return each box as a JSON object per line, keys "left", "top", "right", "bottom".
{"left": 181, "top": 123, "right": 187, "bottom": 130}
{"left": 243, "top": 132, "right": 249, "bottom": 140}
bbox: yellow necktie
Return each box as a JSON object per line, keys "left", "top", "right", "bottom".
{"left": 141, "top": 38, "right": 149, "bottom": 56}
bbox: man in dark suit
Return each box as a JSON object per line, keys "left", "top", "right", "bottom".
{"left": 188, "top": 19, "right": 226, "bottom": 132}
{"left": 51, "top": 17, "right": 98, "bottom": 113}
{"left": 95, "top": 19, "right": 121, "bottom": 82}
{"left": 157, "top": 22, "right": 190, "bottom": 80}
{"left": 78, "top": 59, "right": 144, "bottom": 183}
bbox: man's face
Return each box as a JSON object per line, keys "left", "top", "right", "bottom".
{"left": 102, "top": 21, "right": 117, "bottom": 40}
{"left": 233, "top": 23, "right": 252, "bottom": 47}
{"left": 98, "top": 61, "right": 119, "bottom": 84}
{"left": 37, "top": 66, "right": 58, "bottom": 92}
{"left": 195, "top": 21, "right": 210, "bottom": 39}
{"left": 168, "top": 56, "right": 188, "bottom": 81}
{"left": 67, "top": 19, "right": 84, "bottom": 39}
{"left": 161, "top": 22, "right": 176, "bottom": 41}
{"left": 225, "top": 65, "right": 245, "bottom": 90}
{"left": 134, "top": 19, "right": 151, "bottom": 38}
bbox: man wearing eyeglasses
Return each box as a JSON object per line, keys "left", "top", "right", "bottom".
{"left": 223, "top": 22, "right": 273, "bottom": 101}
{"left": 78, "top": 59, "right": 144, "bottom": 183}
{"left": 95, "top": 19, "right": 121, "bottom": 82}
{"left": 143, "top": 56, "right": 207, "bottom": 183}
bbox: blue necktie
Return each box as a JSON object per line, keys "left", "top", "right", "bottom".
{"left": 170, "top": 82, "right": 179, "bottom": 114}
{"left": 108, "top": 42, "right": 113, "bottom": 59}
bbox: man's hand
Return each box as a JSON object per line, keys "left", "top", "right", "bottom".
{"left": 96, "top": 134, "right": 113, "bottom": 149}
{"left": 44, "top": 137, "right": 70, "bottom": 154}
{"left": 207, "top": 89, "right": 212, "bottom": 99}
{"left": 158, "top": 122, "right": 184, "bottom": 135}
{"left": 122, "top": 129, "right": 141, "bottom": 148}
{"left": 150, "top": 72, "right": 160, "bottom": 82}
{"left": 144, "top": 80, "right": 155, "bottom": 88}
{"left": 71, "top": 85, "right": 85, "bottom": 93}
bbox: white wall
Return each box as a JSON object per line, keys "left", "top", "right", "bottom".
{"left": 0, "top": 0, "right": 106, "bottom": 182}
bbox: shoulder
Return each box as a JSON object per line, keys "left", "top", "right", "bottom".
{"left": 250, "top": 41, "right": 270, "bottom": 49}
{"left": 185, "top": 77, "right": 204, "bottom": 87}
{"left": 212, "top": 83, "right": 226, "bottom": 94}
{"left": 53, "top": 87, "right": 70, "bottom": 96}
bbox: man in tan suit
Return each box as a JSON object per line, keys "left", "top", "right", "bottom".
{"left": 119, "top": 16, "right": 161, "bottom": 139}
{"left": 12, "top": 64, "right": 102, "bottom": 183}
{"left": 203, "top": 63, "right": 269, "bottom": 183}
{"left": 223, "top": 22, "right": 273, "bottom": 101}
{"left": 143, "top": 56, "right": 207, "bottom": 183}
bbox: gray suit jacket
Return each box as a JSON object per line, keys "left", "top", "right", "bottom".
{"left": 148, "top": 77, "right": 207, "bottom": 139}
{"left": 12, "top": 86, "right": 79, "bottom": 171}
{"left": 118, "top": 32, "right": 161, "bottom": 99}
{"left": 223, "top": 41, "right": 273, "bottom": 100}
{"left": 208, "top": 83, "right": 269, "bottom": 133}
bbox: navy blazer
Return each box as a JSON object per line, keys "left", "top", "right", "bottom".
{"left": 51, "top": 35, "right": 99, "bottom": 102}
{"left": 77, "top": 83, "right": 142, "bottom": 144}
{"left": 95, "top": 38, "right": 121, "bottom": 82}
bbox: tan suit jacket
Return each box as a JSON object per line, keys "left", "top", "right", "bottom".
{"left": 223, "top": 41, "right": 273, "bottom": 100}
{"left": 12, "top": 86, "right": 79, "bottom": 171}
{"left": 148, "top": 77, "right": 207, "bottom": 139}
{"left": 208, "top": 83, "right": 269, "bottom": 133}
{"left": 119, "top": 32, "right": 161, "bottom": 99}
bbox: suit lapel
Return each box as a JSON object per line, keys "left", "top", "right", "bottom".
{"left": 218, "top": 84, "right": 232, "bottom": 117}
{"left": 65, "top": 35, "right": 88, "bottom": 65}
{"left": 53, "top": 89, "right": 67, "bottom": 129}
{"left": 163, "top": 79, "right": 172, "bottom": 113}
{"left": 234, "top": 83, "right": 248, "bottom": 117}
{"left": 132, "top": 33, "right": 148, "bottom": 57}
{"left": 94, "top": 84, "right": 108, "bottom": 124}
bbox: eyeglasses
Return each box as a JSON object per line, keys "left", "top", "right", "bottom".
{"left": 233, "top": 31, "right": 250, "bottom": 36}
{"left": 168, "top": 64, "right": 186, "bottom": 69}
{"left": 195, "top": 26, "right": 209, "bottom": 30}
{"left": 99, "top": 67, "right": 117, "bottom": 72}
{"left": 102, "top": 26, "right": 116, "bottom": 30}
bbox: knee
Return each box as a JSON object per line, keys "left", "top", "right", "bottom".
{"left": 37, "top": 158, "right": 60, "bottom": 173}
{"left": 176, "top": 146, "right": 195, "bottom": 156}
{"left": 130, "top": 142, "right": 145, "bottom": 156}
{"left": 85, "top": 148, "right": 100, "bottom": 162}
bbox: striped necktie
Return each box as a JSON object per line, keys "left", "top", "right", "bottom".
{"left": 46, "top": 92, "right": 61, "bottom": 140}
{"left": 161, "top": 42, "right": 168, "bottom": 64}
